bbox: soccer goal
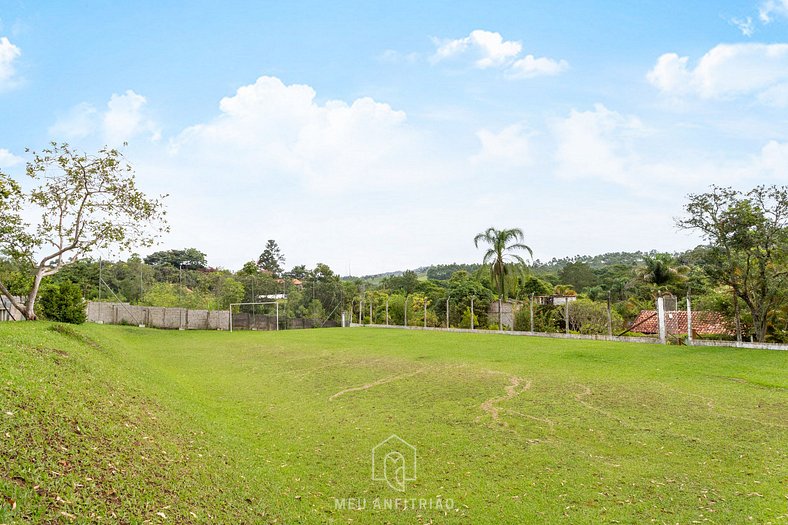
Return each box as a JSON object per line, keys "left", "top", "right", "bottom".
{"left": 229, "top": 301, "right": 280, "bottom": 332}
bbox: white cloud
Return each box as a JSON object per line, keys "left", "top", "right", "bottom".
{"left": 647, "top": 43, "right": 788, "bottom": 104}
{"left": 0, "top": 36, "right": 21, "bottom": 89}
{"left": 729, "top": 16, "right": 755, "bottom": 36}
{"left": 48, "top": 102, "right": 99, "bottom": 139}
{"left": 471, "top": 124, "right": 534, "bottom": 168}
{"left": 0, "top": 148, "right": 22, "bottom": 168}
{"left": 104, "top": 90, "right": 160, "bottom": 145}
{"left": 431, "top": 29, "right": 568, "bottom": 79}
{"left": 49, "top": 90, "right": 160, "bottom": 145}
{"left": 551, "top": 104, "right": 644, "bottom": 186}
{"left": 758, "top": 140, "right": 788, "bottom": 176}
{"left": 432, "top": 30, "right": 522, "bottom": 68}
{"left": 168, "top": 75, "right": 446, "bottom": 192}
{"left": 506, "top": 55, "right": 569, "bottom": 79}
{"left": 550, "top": 103, "right": 786, "bottom": 192}
{"left": 759, "top": 0, "right": 788, "bottom": 22}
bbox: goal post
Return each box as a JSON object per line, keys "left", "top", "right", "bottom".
{"left": 228, "top": 301, "right": 280, "bottom": 332}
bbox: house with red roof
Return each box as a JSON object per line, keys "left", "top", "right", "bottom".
{"left": 630, "top": 310, "right": 733, "bottom": 337}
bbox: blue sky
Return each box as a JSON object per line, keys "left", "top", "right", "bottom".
{"left": 1, "top": 1, "right": 787, "bottom": 274}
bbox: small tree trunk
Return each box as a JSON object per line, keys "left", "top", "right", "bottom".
{"left": 23, "top": 269, "right": 46, "bottom": 320}
{"left": 732, "top": 288, "right": 742, "bottom": 342}
{"left": 752, "top": 307, "right": 768, "bottom": 343}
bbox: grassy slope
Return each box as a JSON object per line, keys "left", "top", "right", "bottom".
{"left": 1, "top": 323, "right": 786, "bottom": 524}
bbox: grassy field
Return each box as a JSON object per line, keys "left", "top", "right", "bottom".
{"left": 0, "top": 323, "right": 786, "bottom": 524}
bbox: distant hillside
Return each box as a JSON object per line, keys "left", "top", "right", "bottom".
{"left": 354, "top": 251, "right": 661, "bottom": 282}
{"left": 530, "top": 251, "right": 660, "bottom": 272}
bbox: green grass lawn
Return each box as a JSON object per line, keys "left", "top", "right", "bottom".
{"left": 1, "top": 323, "right": 786, "bottom": 523}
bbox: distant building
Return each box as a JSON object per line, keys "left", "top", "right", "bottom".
{"left": 533, "top": 295, "right": 577, "bottom": 306}
{"left": 630, "top": 310, "right": 733, "bottom": 337}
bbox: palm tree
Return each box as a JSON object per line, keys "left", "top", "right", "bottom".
{"left": 635, "top": 253, "right": 689, "bottom": 292}
{"left": 474, "top": 227, "right": 533, "bottom": 330}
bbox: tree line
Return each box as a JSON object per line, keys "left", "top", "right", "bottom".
{"left": 0, "top": 144, "right": 785, "bottom": 341}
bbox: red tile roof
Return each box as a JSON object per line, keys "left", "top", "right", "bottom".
{"left": 630, "top": 310, "right": 733, "bottom": 336}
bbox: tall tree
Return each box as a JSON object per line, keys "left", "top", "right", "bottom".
{"left": 257, "top": 240, "right": 285, "bottom": 277}
{"left": 677, "top": 185, "right": 788, "bottom": 342}
{"left": 0, "top": 143, "right": 167, "bottom": 320}
{"left": 474, "top": 227, "right": 533, "bottom": 329}
{"left": 558, "top": 261, "right": 598, "bottom": 292}
{"left": 144, "top": 248, "right": 207, "bottom": 270}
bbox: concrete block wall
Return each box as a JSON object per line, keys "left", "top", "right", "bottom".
{"left": 86, "top": 302, "right": 230, "bottom": 330}
{"left": 87, "top": 302, "right": 314, "bottom": 331}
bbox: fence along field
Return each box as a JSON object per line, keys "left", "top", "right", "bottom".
{"left": 82, "top": 298, "right": 788, "bottom": 350}
{"left": 85, "top": 301, "right": 336, "bottom": 330}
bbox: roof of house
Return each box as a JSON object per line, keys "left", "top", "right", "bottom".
{"left": 630, "top": 310, "right": 733, "bottom": 336}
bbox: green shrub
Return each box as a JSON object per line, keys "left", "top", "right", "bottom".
{"left": 37, "top": 281, "right": 87, "bottom": 324}
{"left": 458, "top": 307, "right": 478, "bottom": 329}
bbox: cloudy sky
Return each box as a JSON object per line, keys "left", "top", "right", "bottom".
{"left": 1, "top": 1, "right": 787, "bottom": 275}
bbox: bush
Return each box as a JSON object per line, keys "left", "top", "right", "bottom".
{"left": 37, "top": 281, "right": 87, "bottom": 324}
{"left": 514, "top": 305, "right": 562, "bottom": 333}
{"left": 458, "top": 307, "right": 478, "bottom": 329}
{"left": 567, "top": 298, "right": 624, "bottom": 335}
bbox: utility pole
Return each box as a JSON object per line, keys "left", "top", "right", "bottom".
{"left": 470, "top": 297, "right": 474, "bottom": 330}
{"left": 606, "top": 291, "right": 613, "bottom": 338}
{"left": 446, "top": 298, "right": 449, "bottom": 329}
{"left": 565, "top": 298, "right": 570, "bottom": 335}
{"left": 385, "top": 297, "right": 389, "bottom": 325}
{"left": 404, "top": 296, "right": 408, "bottom": 326}
{"left": 423, "top": 300, "right": 427, "bottom": 328}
